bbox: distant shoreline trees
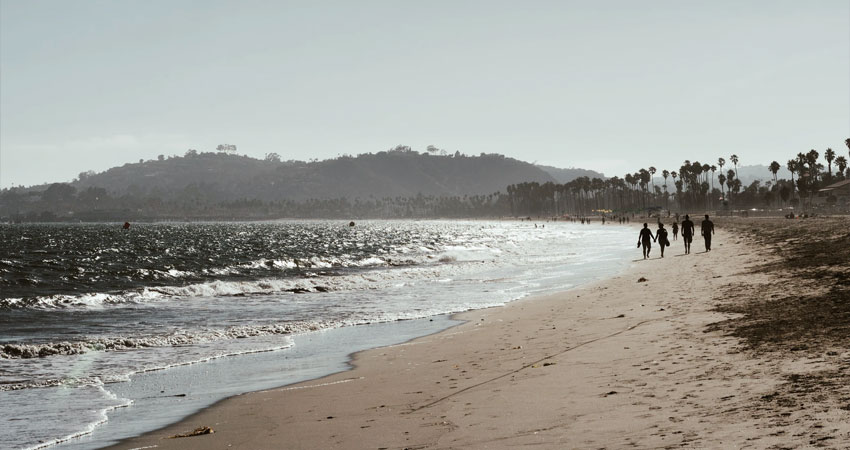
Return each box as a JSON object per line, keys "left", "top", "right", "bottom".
{"left": 2, "top": 139, "right": 848, "bottom": 222}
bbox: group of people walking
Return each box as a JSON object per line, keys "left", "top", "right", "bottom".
{"left": 637, "top": 214, "right": 714, "bottom": 259}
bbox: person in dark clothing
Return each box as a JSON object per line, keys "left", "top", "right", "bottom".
{"left": 671, "top": 221, "right": 678, "bottom": 241}
{"left": 656, "top": 223, "right": 670, "bottom": 257}
{"left": 701, "top": 214, "right": 715, "bottom": 251}
{"left": 680, "top": 215, "right": 695, "bottom": 254}
{"left": 637, "top": 223, "right": 656, "bottom": 259}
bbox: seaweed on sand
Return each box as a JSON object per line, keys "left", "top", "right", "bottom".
{"left": 706, "top": 217, "right": 850, "bottom": 440}
{"left": 708, "top": 217, "right": 850, "bottom": 354}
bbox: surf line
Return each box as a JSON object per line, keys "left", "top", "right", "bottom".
{"left": 406, "top": 318, "right": 659, "bottom": 413}
{"left": 263, "top": 376, "right": 364, "bottom": 393}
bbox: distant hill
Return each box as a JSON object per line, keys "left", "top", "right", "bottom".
{"left": 536, "top": 165, "right": 606, "bottom": 183}
{"left": 69, "top": 150, "right": 558, "bottom": 202}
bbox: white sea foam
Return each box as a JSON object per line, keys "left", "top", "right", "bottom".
{"left": 1, "top": 324, "right": 299, "bottom": 363}
{"left": 4, "top": 336, "right": 293, "bottom": 449}
{"left": 17, "top": 384, "right": 132, "bottom": 450}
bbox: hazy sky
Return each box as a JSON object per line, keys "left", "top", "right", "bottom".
{"left": 1, "top": 0, "right": 848, "bottom": 188}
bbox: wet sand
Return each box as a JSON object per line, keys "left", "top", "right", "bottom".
{"left": 107, "top": 219, "right": 850, "bottom": 449}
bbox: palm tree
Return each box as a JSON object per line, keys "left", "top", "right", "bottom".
{"left": 730, "top": 154, "right": 739, "bottom": 180}
{"left": 674, "top": 179, "right": 684, "bottom": 206}
{"left": 786, "top": 159, "right": 797, "bottom": 201}
{"left": 824, "top": 148, "right": 835, "bottom": 179}
{"left": 841, "top": 138, "right": 850, "bottom": 173}
{"left": 796, "top": 153, "right": 809, "bottom": 205}
{"left": 661, "top": 169, "right": 670, "bottom": 208}
{"left": 648, "top": 166, "right": 657, "bottom": 193}
{"left": 767, "top": 161, "right": 781, "bottom": 207}
{"left": 708, "top": 164, "right": 717, "bottom": 191}
{"left": 725, "top": 175, "right": 734, "bottom": 201}
{"left": 836, "top": 156, "right": 848, "bottom": 178}
{"left": 806, "top": 149, "right": 820, "bottom": 184}
{"left": 845, "top": 138, "right": 850, "bottom": 176}
{"left": 726, "top": 169, "right": 736, "bottom": 203}
{"left": 701, "top": 163, "right": 711, "bottom": 208}
{"left": 718, "top": 173, "right": 727, "bottom": 199}
{"left": 670, "top": 171, "right": 678, "bottom": 208}
{"left": 639, "top": 169, "right": 651, "bottom": 208}
{"left": 717, "top": 157, "right": 725, "bottom": 176}
{"left": 769, "top": 161, "right": 780, "bottom": 184}
{"left": 693, "top": 162, "right": 704, "bottom": 186}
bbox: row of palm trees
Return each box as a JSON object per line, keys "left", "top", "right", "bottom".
{"left": 505, "top": 138, "right": 850, "bottom": 216}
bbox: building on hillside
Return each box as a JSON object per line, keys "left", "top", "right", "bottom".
{"left": 816, "top": 179, "right": 850, "bottom": 206}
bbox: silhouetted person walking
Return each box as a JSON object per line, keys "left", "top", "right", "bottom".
{"left": 656, "top": 223, "right": 670, "bottom": 257}
{"left": 701, "top": 214, "right": 715, "bottom": 251}
{"left": 671, "top": 221, "right": 678, "bottom": 241}
{"left": 637, "top": 223, "right": 655, "bottom": 259}
{"left": 681, "top": 215, "right": 695, "bottom": 254}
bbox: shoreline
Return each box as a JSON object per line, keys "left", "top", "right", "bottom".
{"left": 93, "top": 239, "right": 640, "bottom": 450}
{"left": 104, "top": 227, "right": 745, "bottom": 450}
{"left": 107, "top": 220, "right": 850, "bottom": 448}
{"left": 94, "top": 260, "right": 634, "bottom": 449}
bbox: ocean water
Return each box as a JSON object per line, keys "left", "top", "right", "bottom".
{"left": 0, "top": 220, "right": 636, "bottom": 449}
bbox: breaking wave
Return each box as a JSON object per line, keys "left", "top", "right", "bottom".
{"left": 1, "top": 324, "right": 301, "bottom": 362}
{"left": 0, "top": 253, "right": 475, "bottom": 310}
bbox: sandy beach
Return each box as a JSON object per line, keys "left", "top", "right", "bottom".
{"left": 107, "top": 219, "right": 850, "bottom": 449}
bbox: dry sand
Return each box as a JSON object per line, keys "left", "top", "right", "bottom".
{"left": 107, "top": 223, "right": 850, "bottom": 449}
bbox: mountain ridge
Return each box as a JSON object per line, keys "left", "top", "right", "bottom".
{"left": 63, "top": 150, "right": 563, "bottom": 202}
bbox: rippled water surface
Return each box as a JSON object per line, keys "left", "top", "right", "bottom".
{"left": 0, "top": 220, "right": 635, "bottom": 449}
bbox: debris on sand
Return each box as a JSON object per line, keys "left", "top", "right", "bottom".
{"left": 169, "top": 426, "right": 214, "bottom": 438}
{"left": 637, "top": 277, "right": 648, "bottom": 283}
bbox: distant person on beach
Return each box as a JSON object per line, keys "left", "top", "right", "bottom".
{"left": 656, "top": 223, "right": 670, "bottom": 257}
{"left": 671, "top": 222, "right": 678, "bottom": 241}
{"left": 701, "top": 214, "right": 715, "bottom": 251}
{"left": 637, "top": 223, "right": 655, "bottom": 259}
{"left": 680, "top": 215, "right": 695, "bottom": 254}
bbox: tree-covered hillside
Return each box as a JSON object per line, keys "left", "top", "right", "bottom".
{"left": 71, "top": 148, "right": 555, "bottom": 202}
